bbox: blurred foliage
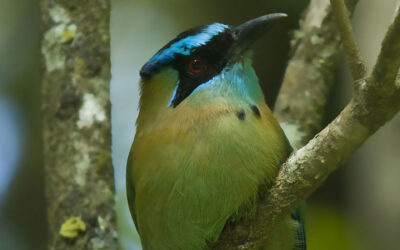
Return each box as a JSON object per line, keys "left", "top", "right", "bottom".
{"left": 306, "top": 203, "right": 369, "bottom": 250}
{"left": 1, "top": 0, "right": 46, "bottom": 249}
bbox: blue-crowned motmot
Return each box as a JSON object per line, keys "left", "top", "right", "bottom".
{"left": 126, "top": 13, "right": 306, "bottom": 250}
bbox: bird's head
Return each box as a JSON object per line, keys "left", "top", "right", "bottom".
{"left": 139, "top": 13, "right": 287, "bottom": 111}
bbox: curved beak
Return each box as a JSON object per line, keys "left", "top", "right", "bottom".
{"left": 233, "top": 13, "right": 287, "bottom": 55}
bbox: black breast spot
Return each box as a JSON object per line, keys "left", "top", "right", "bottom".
{"left": 236, "top": 109, "right": 246, "bottom": 121}
{"left": 250, "top": 105, "right": 261, "bottom": 117}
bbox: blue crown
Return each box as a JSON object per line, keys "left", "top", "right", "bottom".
{"left": 140, "top": 23, "right": 229, "bottom": 76}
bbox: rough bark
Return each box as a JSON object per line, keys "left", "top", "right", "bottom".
{"left": 40, "top": 1, "right": 118, "bottom": 249}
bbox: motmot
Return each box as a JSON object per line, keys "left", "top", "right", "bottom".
{"left": 126, "top": 13, "right": 306, "bottom": 250}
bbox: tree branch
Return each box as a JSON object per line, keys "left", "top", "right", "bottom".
{"left": 41, "top": 0, "right": 118, "bottom": 249}
{"left": 330, "top": 0, "right": 367, "bottom": 81}
{"left": 213, "top": 0, "right": 400, "bottom": 249}
{"left": 274, "top": 0, "right": 359, "bottom": 148}
{"left": 371, "top": 5, "right": 400, "bottom": 87}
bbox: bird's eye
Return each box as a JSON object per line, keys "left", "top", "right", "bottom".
{"left": 187, "top": 57, "right": 207, "bottom": 74}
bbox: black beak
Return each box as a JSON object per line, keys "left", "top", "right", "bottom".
{"left": 233, "top": 13, "right": 287, "bottom": 54}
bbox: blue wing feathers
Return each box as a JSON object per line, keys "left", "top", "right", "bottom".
{"left": 284, "top": 133, "right": 307, "bottom": 250}
{"left": 291, "top": 204, "right": 307, "bottom": 250}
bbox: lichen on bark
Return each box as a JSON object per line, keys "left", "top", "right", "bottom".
{"left": 40, "top": 0, "right": 117, "bottom": 249}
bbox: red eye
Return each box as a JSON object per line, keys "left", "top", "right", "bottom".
{"left": 187, "top": 57, "right": 207, "bottom": 74}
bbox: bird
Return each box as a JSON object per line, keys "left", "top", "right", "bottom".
{"left": 126, "top": 13, "right": 306, "bottom": 250}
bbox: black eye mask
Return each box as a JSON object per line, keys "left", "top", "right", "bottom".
{"left": 168, "top": 28, "right": 235, "bottom": 107}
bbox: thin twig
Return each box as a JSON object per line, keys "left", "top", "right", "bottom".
{"left": 371, "top": 6, "right": 400, "bottom": 87}
{"left": 331, "top": 0, "right": 367, "bottom": 81}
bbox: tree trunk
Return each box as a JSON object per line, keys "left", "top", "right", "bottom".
{"left": 40, "top": 0, "right": 117, "bottom": 249}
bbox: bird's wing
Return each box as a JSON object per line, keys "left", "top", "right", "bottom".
{"left": 291, "top": 203, "right": 306, "bottom": 250}
{"left": 283, "top": 132, "right": 306, "bottom": 250}
{"left": 126, "top": 150, "right": 140, "bottom": 233}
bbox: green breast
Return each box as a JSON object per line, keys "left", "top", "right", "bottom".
{"left": 126, "top": 101, "right": 298, "bottom": 250}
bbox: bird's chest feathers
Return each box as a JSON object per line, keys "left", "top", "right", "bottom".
{"left": 132, "top": 94, "right": 287, "bottom": 248}
{"left": 133, "top": 102, "right": 285, "bottom": 207}
{"left": 134, "top": 100, "right": 284, "bottom": 180}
